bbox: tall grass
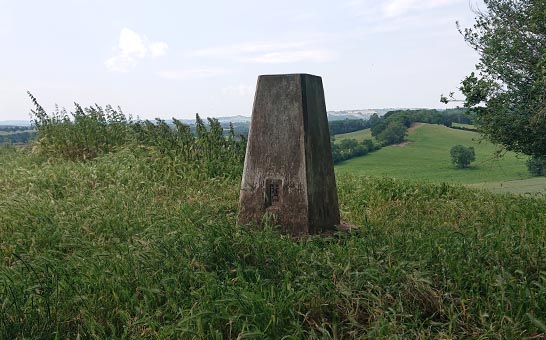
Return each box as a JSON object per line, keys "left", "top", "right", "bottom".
{"left": 1, "top": 141, "right": 546, "bottom": 338}
{"left": 28, "top": 93, "right": 246, "bottom": 178}
{"left": 28, "top": 92, "right": 133, "bottom": 160}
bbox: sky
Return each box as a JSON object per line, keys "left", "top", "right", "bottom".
{"left": 0, "top": 0, "right": 484, "bottom": 121}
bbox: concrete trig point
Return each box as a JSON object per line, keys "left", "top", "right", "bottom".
{"left": 237, "top": 74, "right": 340, "bottom": 235}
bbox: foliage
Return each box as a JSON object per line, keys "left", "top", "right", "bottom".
{"left": 375, "top": 121, "right": 407, "bottom": 145}
{"left": 384, "top": 108, "right": 474, "bottom": 127}
{"left": 0, "top": 131, "right": 36, "bottom": 144}
{"left": 450, "top": 145, "right": 476, "bottom": 168}
{"left": 0, "top": 126, "right": 35, "bottom": 144}
{"left": 452, "top": 0, "right": 546, "bottom": 158}
{"left": 328, "top": 119, "right": 370, "bottom": 136}
{"left": 29, "top": 91, "right": 133, "bottom": 160}
{"left": 1, "top": 147, "right": 546, "bottom": 338}
{"left": 0, "top": 125, "right": 30, "bottom": 133}
{"left": 527, "top": 156, "right": 546, "bottom": 176}
{"left": 28, "top": 93, "right": 246, "bottom": 178}
{"left": 332, "top": 138, "right": 378, "bottom": 164}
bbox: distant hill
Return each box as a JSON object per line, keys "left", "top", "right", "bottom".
{"left": 0, "top": 109, "right": 424, "bottom": 127}
{"left": 164, "top": 108, "right": 419, "bottom": 126}
{"left": 0, "top": 120, "right": 32, "bottom": 127}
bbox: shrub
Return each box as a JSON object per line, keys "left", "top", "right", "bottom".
{"left": 332, "top": 139, "right": 378, "bottom": 164}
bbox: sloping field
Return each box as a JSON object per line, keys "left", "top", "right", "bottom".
{"left": 334, "top": 128, "right": 373, "bottom": 143}
{"left": 335, "top": 124, "right": 546, "bottom": 194}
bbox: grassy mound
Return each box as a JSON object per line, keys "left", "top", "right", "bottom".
{"left": 1, "top": 145, "right": 546, "bottom": 338}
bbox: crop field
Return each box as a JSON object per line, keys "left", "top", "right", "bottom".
{"left": 335, "top": 124, "right": 546, "bottom": 194}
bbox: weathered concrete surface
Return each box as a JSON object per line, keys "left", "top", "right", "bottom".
{"left": 237, "top": 74, "right": 340, "bottom": 235}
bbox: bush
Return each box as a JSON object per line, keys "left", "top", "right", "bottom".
{"left": 450, "top": 145, "right": 475, "bottom": 168}
{"left": 332, "top": 139, "right": 378, "bottom": 164}
{"left": 375, "top": 121, "right": 407, "bottom": 146}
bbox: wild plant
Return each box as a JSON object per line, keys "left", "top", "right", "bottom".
{"left": 28, "top": 93, "right": 246, "bottom": 178}
{"left": 28, "top": 92, "right": 133, "bottom": 160}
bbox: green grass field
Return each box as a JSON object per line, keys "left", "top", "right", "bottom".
{"left": 335, "top": 124, "right": 546, "bottom": 194}
{"left": 333, "top": 128, "right": 373, "bottom": 143}
{"left": 1, "top": 144, "right": 546, "bottom": 338}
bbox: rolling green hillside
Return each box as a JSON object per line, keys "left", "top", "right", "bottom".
{"left": 335, "top": 124, "right": 546, "bottom": 194}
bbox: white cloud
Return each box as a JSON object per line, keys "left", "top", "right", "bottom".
{"left": 149, "top": 41, "right": 169, "bottom": 57}
{"left": 118, "top": 28, "right": 147, "bottom": 57}
{"left": 190, "top": 40, "right": 334, "bottom": 64}
{"left": 156, "top": 68, "right": 233, "bottom": 80}
{"left": 221, "top": 84, "right": 254, "bottom": 97}
{"left": 105, "top": 28, "right": 168, "bottom": 72}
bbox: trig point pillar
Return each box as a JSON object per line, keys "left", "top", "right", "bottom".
{"left": 237, "top": 74, "right": 340, "bottom": 235}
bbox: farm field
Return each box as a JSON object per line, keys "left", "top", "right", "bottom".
{"left": 335, "top": 124, "right": 546, "bottom": 194}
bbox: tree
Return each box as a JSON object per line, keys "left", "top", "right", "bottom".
{"left": 375, "top": 121, "right": 407, "bottom": 145}
{"left": 526, "top": 156, "right": 545, "bottom": 176}
{"left": 445, "top": 0, "right": 546, "bottom": 169}
{"left": 450, "top": 145, "right": 476, "bottom": 168}
{"left": 368, "top": 113, "right": 381, "bottom": 127}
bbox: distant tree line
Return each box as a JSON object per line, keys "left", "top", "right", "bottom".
{"left": 449, "top": 125, "right": 480, "bottom": 133}
{"left": 332, "top": 139, "right": 379, "bottom": 164}
{"left": 0, "top": 125, "right": 31, "bottom": 133}
{"left": 0, "top": 131, "right": 36, "bottom": 144}
{"left": 328, "top": 119, "right": 370, "bottom": 135}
